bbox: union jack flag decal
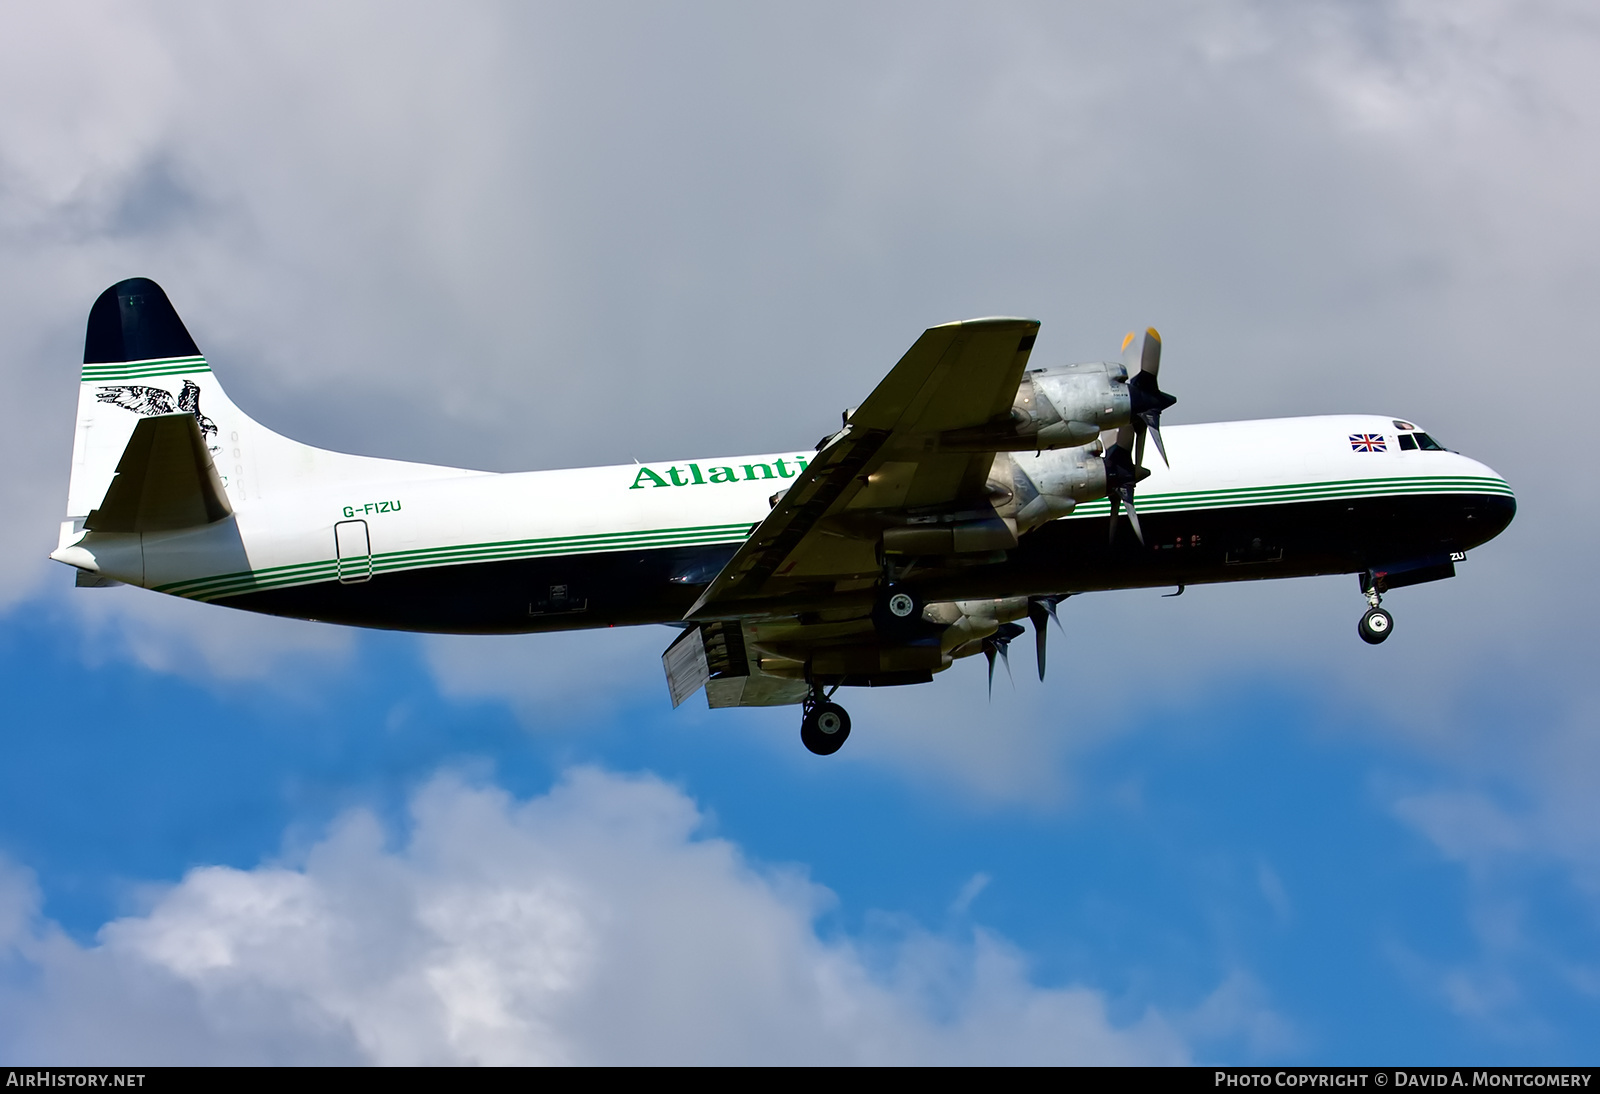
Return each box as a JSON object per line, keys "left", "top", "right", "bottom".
{"left": 1349, "top": 433, "right": 1387, "bottom": 452}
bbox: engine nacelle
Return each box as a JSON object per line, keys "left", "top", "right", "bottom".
{"left": 1028, "top": 361, "right": 1131, "bottom": 437}
{"left": 939, "top": 361, "right": 1132, "bottom": 453}
{"left": 923, "top": 596, "right": 1030, "bottom": 660}
{"left": 991, "top": 448, "right": 1109, "bottom": 534}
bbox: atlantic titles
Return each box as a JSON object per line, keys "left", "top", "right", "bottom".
{"left": 628, "top": 455, "right": 810, "bottom": 490}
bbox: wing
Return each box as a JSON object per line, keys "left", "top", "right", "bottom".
{"left": 687, "top": 316, "right": 1039, "bottom": 621}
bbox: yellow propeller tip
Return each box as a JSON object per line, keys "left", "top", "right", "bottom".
{"left": 1146, "top": 327, "right": 1161, "bottom": 342}
{"left": 1121, "top": 332, "right": 1136, "bottom": 352}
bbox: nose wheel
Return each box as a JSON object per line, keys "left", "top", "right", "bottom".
{"left": 1357, "top": 580, "right": 1394, "bottom": 645}
{"left": 1358, "top": 606, "right": 1394, "bottom": 644}
{"left": 800, "top": 689, "right": 851, "bottom": 755}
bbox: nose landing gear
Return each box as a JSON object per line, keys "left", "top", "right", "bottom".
{"left": 1359, "top": 606, "right": 1394, "bottom": 644}
{"left": 800, "top": 683, "right": 851, "bottom": 755}
{"left": 1358, "top": 582, "right": 1394, "bottom": 645}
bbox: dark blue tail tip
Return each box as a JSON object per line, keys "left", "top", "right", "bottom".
{"left": 84, "top": 277, "right": 200, "bottom": 365}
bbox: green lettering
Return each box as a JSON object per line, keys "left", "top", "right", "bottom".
{"left": 689, "top": 463, "right": 705, "bottom": 485}
{"left": 773, "top": 457, "right": 794, "bottom": 478}
{"left": 667, "top": 466, "right": 690, "bottom": 486}
{"left": 743, "top": 463, "right": 775, "bottom": 480}
{"left": 630, "top": 467, "right": 669, "bottom": 489}
{"left": 709, "top": 466, "right": 739, "bottom": 483}
{"left": 796, "top": 456, "right": 810, "bottom": 471}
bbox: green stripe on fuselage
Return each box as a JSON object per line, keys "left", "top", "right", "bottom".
{"left": 1068, "top": 474, "right": 1512, "bottom": 517}
{"left": 156, "top": 522, "right": 756, "bottom": 601}
{"left": 155, "top": 477, "right": 1509, "bottom": 601}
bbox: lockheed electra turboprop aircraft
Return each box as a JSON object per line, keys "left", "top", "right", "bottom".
{"left": 54, "top": 279, "right": 1515, "bottom": 754}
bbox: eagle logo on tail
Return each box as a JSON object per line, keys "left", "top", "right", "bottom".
{"left": 96, "top": 379, "right": 220, "bottom": 447}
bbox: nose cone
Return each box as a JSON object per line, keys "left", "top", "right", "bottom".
{"left": 1451, "top": 452, "right": 1516, "bottom": 549}
{"left": 1475, "top": 492, "right": 1516, "bottom": 546}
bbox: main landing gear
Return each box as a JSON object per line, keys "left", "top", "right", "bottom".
{"left": 1358, "top": 582, "right": 1394, "bottom": 645}
{"left": 800, "top": 683, "right": 851, "bottom": 756}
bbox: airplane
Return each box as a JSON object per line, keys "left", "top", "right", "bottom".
{"left": 53, "top": 278, "right": 1516, "bottom": 755}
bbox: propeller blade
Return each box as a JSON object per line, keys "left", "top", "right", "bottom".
{"left": 1045, "top": 595, "right": 1066, "bottom": 633}
{"left": 1145, "top": 420, "right": 1169, "bottom": 467}
{"left": 1028, "top": 598, "right": 1050, "bottom": 680}
{"left": 1139, "top": 327, "right": 1162, "bottom": 378}
{"left": 1123, "top": 491, "right": 1145, "bottom": 545}
{"left": 1120, "top": 330, "right": 1139, "bottom": 373}
{"left": 982, "top": 623, "right": 1025, "bottom": 693}
{"left": 1105, "top": 425, "right": 1148, "bottom": 545}
{"left": 1126, "top": 327, "right": 1176, "bottom": 470}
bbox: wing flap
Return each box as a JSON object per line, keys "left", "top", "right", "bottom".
{"left": 662, "top": 626, "right": 711, "bottom": 708}
{"left": 662, "top": 621, "right": 813, "bottom": 708}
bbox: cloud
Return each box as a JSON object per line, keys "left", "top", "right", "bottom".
{"left": 60, "top": 583, "right": 354, "bottom": 687}
{"left": 421, "top": 627, "right": 672, "bottom": 728}
{"left": 1, "top": 3, "right": 1594, "bottom": 1060}
{"left": 1, "top": 0, "right": 1588, "bottom": 832}
{"left": 1379, "top": 693, "right": 1600, "bottom": 1031}
{"left": 0, "top": 768, "right": 1242, "bottom": 1064}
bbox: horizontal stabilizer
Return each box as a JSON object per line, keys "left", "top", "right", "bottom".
{"left": 85, "top": 413, "right": 233, "bottom": 533}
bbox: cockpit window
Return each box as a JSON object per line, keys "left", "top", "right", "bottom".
{"left": 1397, "top": 431, "right": 1446, "bottom": 451}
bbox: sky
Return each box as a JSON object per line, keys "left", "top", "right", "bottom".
{"left": 0, "top": 0, "right": 1596, "bottom": 1065}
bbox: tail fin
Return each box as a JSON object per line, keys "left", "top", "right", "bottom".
{"left": 66, "top": 278, "right": 246, "bottom": 527}
{"left": 57, "top": 278, "right": 479, "bottom": 588}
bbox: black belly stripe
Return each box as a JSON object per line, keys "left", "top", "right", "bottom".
{"left": 210, "top": 492, "right": 1515, "bottom": 634}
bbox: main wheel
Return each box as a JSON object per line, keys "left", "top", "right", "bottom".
{"left": 800, "top": 702, "right": 852, "bottom": 755}
{"left": 1358, "top": 607, "right": 1394, "bottom": 645}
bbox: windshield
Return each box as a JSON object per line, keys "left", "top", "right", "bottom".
{"left": 1397, "top": 431, "right": 1446, "bottom": 451}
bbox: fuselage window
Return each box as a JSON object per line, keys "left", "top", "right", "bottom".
{"left": 1398, "top": 433, "right": 1418, "bottom": 451}
{"left": 1415, "top": 432, "right": 1445, "bottom": 451}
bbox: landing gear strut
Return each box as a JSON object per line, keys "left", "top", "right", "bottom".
{"left": 800, "top": 683, "right": 851, "bottom": 755}
{"left": 1358, "top": 582, "right": 1394, "bottom": 645}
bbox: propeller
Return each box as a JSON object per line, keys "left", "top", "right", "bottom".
{"left": 1120, "top": 328, "right": 1177, "bottom": 468}
{"left": 1107, "top": 327, "right": 1176, "bottom": 545}
{"left": 1104, "top": 424, "right": 1149, "bottom": 545}
{"left": 1027, "top": 595, "right": 1068, "bottom": 681}
{"left": 981, "top": 622, "right": 1027, "bottom": 695}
